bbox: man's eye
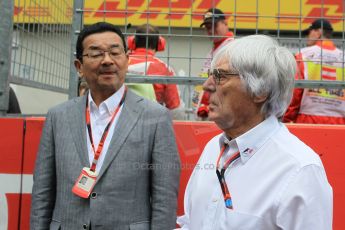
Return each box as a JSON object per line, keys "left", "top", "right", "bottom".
{"left": 90, "top": 52, "right": 103, "bottom": 58}
{"left": 110, "top": 51, "right": 121, "bottom": 56}
{"left": 215, "top": 73, "right": 222, "bottom": 79}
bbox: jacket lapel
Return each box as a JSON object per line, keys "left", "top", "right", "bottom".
{"left": 97, "top": 90, "right": 143, "bottom": 180}
{"left": 66, "top": 95, "right": 89, "bottom": 167}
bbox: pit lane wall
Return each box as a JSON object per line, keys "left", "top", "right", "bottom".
{"left": 1, "top": 118, "right": 344, "bottom": 229}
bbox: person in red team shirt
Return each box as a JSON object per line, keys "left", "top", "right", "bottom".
{"left": 127, "top": 24, "right": 184, "bottom": 119}
{"left": 193, "top": 8, "right": 234, "bottom": 119}
{"left": 283, "top": 19, "right": 345, "bottom": 124}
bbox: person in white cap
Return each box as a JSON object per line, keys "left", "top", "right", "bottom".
{"left": 192, "top": 8, "right": 234, "bottom": 120}
{"left": 284, "top": 18, "right": 345, "bottom": 124}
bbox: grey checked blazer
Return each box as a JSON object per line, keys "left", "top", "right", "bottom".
{"left": 30, "top": 90, "right": 181, "bottom": 230}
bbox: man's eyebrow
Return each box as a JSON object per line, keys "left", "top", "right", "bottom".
{"left": 218, "top": 68, "right": 238, "bottom": 73}
{"left": 86, "top": 44, "right": 121, "bottom": 50}
{"left": 87, "top": 45, "right": 101, "bottom": 50}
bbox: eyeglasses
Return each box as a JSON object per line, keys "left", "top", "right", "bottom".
{"left": 208, "top": 68, "right": 240, "bottom": 84}
{"left": 82, "top": 47, "right": 125, "bottom": 61}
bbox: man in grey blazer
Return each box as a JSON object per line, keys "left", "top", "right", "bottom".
{"left": 30, "top": 22, "right": 180, "bottom": 230}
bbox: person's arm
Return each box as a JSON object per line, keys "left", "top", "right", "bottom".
{"left": 276, "top": 164, "right": 333, "bottom": 230}
{"left": 163, "top": 84, "right": 181, "bottom": 110}
{"left": 283, "top": 88, "right": 304, "bottom": 123}
{"left": 30, "top": 110, "right": 56, "bottom": 229}
{"left": 196, "top": 91, "right": 210, "bottom": 119}
{"left": 164, "top": 68, "right": 185, "bottom": 119}
{"left": 160, "top": 64, "right": 181, "bottom": 110}
{"left": 150, "top": 108, "right": 181, "bottom": 230}
{"left": 283, "top": 53, "right": 305, "bottom": 123}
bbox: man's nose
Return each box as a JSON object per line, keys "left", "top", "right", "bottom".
{"left": 203, "top": 76, "right": 216, "bottom": 92}
{"left": 101, "top": 51, "right": 114, "bottom": 64}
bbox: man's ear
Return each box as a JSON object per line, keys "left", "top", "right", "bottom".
{"left": 125, "top": 52, "right": 129, "bottom": 72}
{"left": 253, "top": 94, "right": 268, "bottom": 104}
{"left": 74, "top": 59, "right": 83, "bottom": 77}
{"left": 125, "top": 51, "right": 129, "bottom": 64}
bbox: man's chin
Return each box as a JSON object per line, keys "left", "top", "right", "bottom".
{"left": 207, "top": 113, "right": 217, "bottom": 122}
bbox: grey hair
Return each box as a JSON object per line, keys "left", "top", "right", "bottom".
{"left": 211, "top": 34, "right": 296, "bottom": 118}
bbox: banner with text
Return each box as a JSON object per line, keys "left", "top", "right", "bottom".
{"left": 13, "top": 0, "right": 344, "bottom": 32}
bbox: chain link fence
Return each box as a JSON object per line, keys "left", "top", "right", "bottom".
{"left": 11, "top": 0, "right": 73, "bottom": 93}
{"left": 0, "top": 0, "right": 74, "bottom": 115}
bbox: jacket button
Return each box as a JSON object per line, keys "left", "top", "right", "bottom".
{"left": 83, "top": 224, "right": 88, "bottom": 229}
{"left": 91, "top": 192, "right": 97, "bottom": 199}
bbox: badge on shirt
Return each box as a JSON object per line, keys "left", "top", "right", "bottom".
{"left": 72, "top": 167, "right": 98, "bottom": 198}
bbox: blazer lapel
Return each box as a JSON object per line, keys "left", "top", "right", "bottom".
{"left": 66, "top": 95, "right": 89, "bottom": 167}
{"left": 97, "top": 90, "right": 143, "bottom": 180}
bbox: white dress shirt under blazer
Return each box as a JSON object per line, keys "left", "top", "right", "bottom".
{"left": 86, "top": 85, "right": 125, "bottom": 173}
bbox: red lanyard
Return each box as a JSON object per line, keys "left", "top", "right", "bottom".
{"left": 216, "top": 144, "right": 240, "bottom": 209}
{"left": 85, "top": 88, "right": 127, "bottom": 172}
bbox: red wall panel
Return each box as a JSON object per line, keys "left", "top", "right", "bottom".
{"left": 0, "top": 118, "right": 24, "bottom": 230}
{"left": 19, "top": 118, "right": 45, "bottom": 230}
{"left": 0, "top": 118, "right": 344, "bottom": 229}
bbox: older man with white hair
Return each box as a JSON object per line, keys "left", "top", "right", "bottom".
{"left": 177, "top": 35, "right": 332, "bottom": 230}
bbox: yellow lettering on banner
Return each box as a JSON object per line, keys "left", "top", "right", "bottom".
{"left": 13, "top": 0, "right": 344, "bottom": 32}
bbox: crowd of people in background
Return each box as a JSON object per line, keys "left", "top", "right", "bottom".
{"left": 75, "top": 8, "right": 345, "bottom": 125}
{"left": 283, "top": 18, "right": 345, "bottom": 124}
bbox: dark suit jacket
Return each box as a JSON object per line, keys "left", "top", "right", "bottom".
{"left": 30, "top": 90, "right": 180, "bottom": 230}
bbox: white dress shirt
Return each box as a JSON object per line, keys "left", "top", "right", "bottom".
{"left": 86, "top": 85, "right": 125, "bottom": 173}
{"left": 177, "top": 116, "right": 333, "bottom": 230}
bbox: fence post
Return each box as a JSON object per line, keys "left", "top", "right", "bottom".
{"left": 0, "top": 1, "right": 14, "bottom": 115}
{"left": 69, "top": 0, "right": 84, "bottom": 99}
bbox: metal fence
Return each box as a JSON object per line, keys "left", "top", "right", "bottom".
{"left": 72, "top": 0, "right": 345, "bottom": 119}
{"left": 0, "top": 0, "right": 344, "bottom": 116}
{"left": 11, "top": 0, "right": 73, "bottom": 93}
{"left": 0, "top": 0, "right": 74, "bottom": 114}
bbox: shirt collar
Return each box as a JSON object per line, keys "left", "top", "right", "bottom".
{"left": 88, "top": 85, "right": 125, "bottom": 115}
{"left": 315, "top": 40, "right": 336, "bottom": 50}
{"left": 131, "top": 48, "right": 155, "bottom": 56}
{"left": 213, "top": 31, "right": 234, "bottom": 50}
{"left": 218, "top": 116, "right": 281, "bottom": 164}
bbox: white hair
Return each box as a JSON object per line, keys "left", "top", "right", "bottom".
{"left": 211, "top": 34, "right": 296, "bottom": 118}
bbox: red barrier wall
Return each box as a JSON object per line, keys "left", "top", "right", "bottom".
{"left": 20, "top": 118, "right": 45, "bottom": 229}
{"left": 0, "top": 118, "right": 24, "bottom": 230}
{"left": 0, "top": 118, "right": 344, "bottom": 229}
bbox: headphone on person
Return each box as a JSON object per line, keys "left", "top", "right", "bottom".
{"left": 127, "top": 35, "right": 166, "bottom": 52}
